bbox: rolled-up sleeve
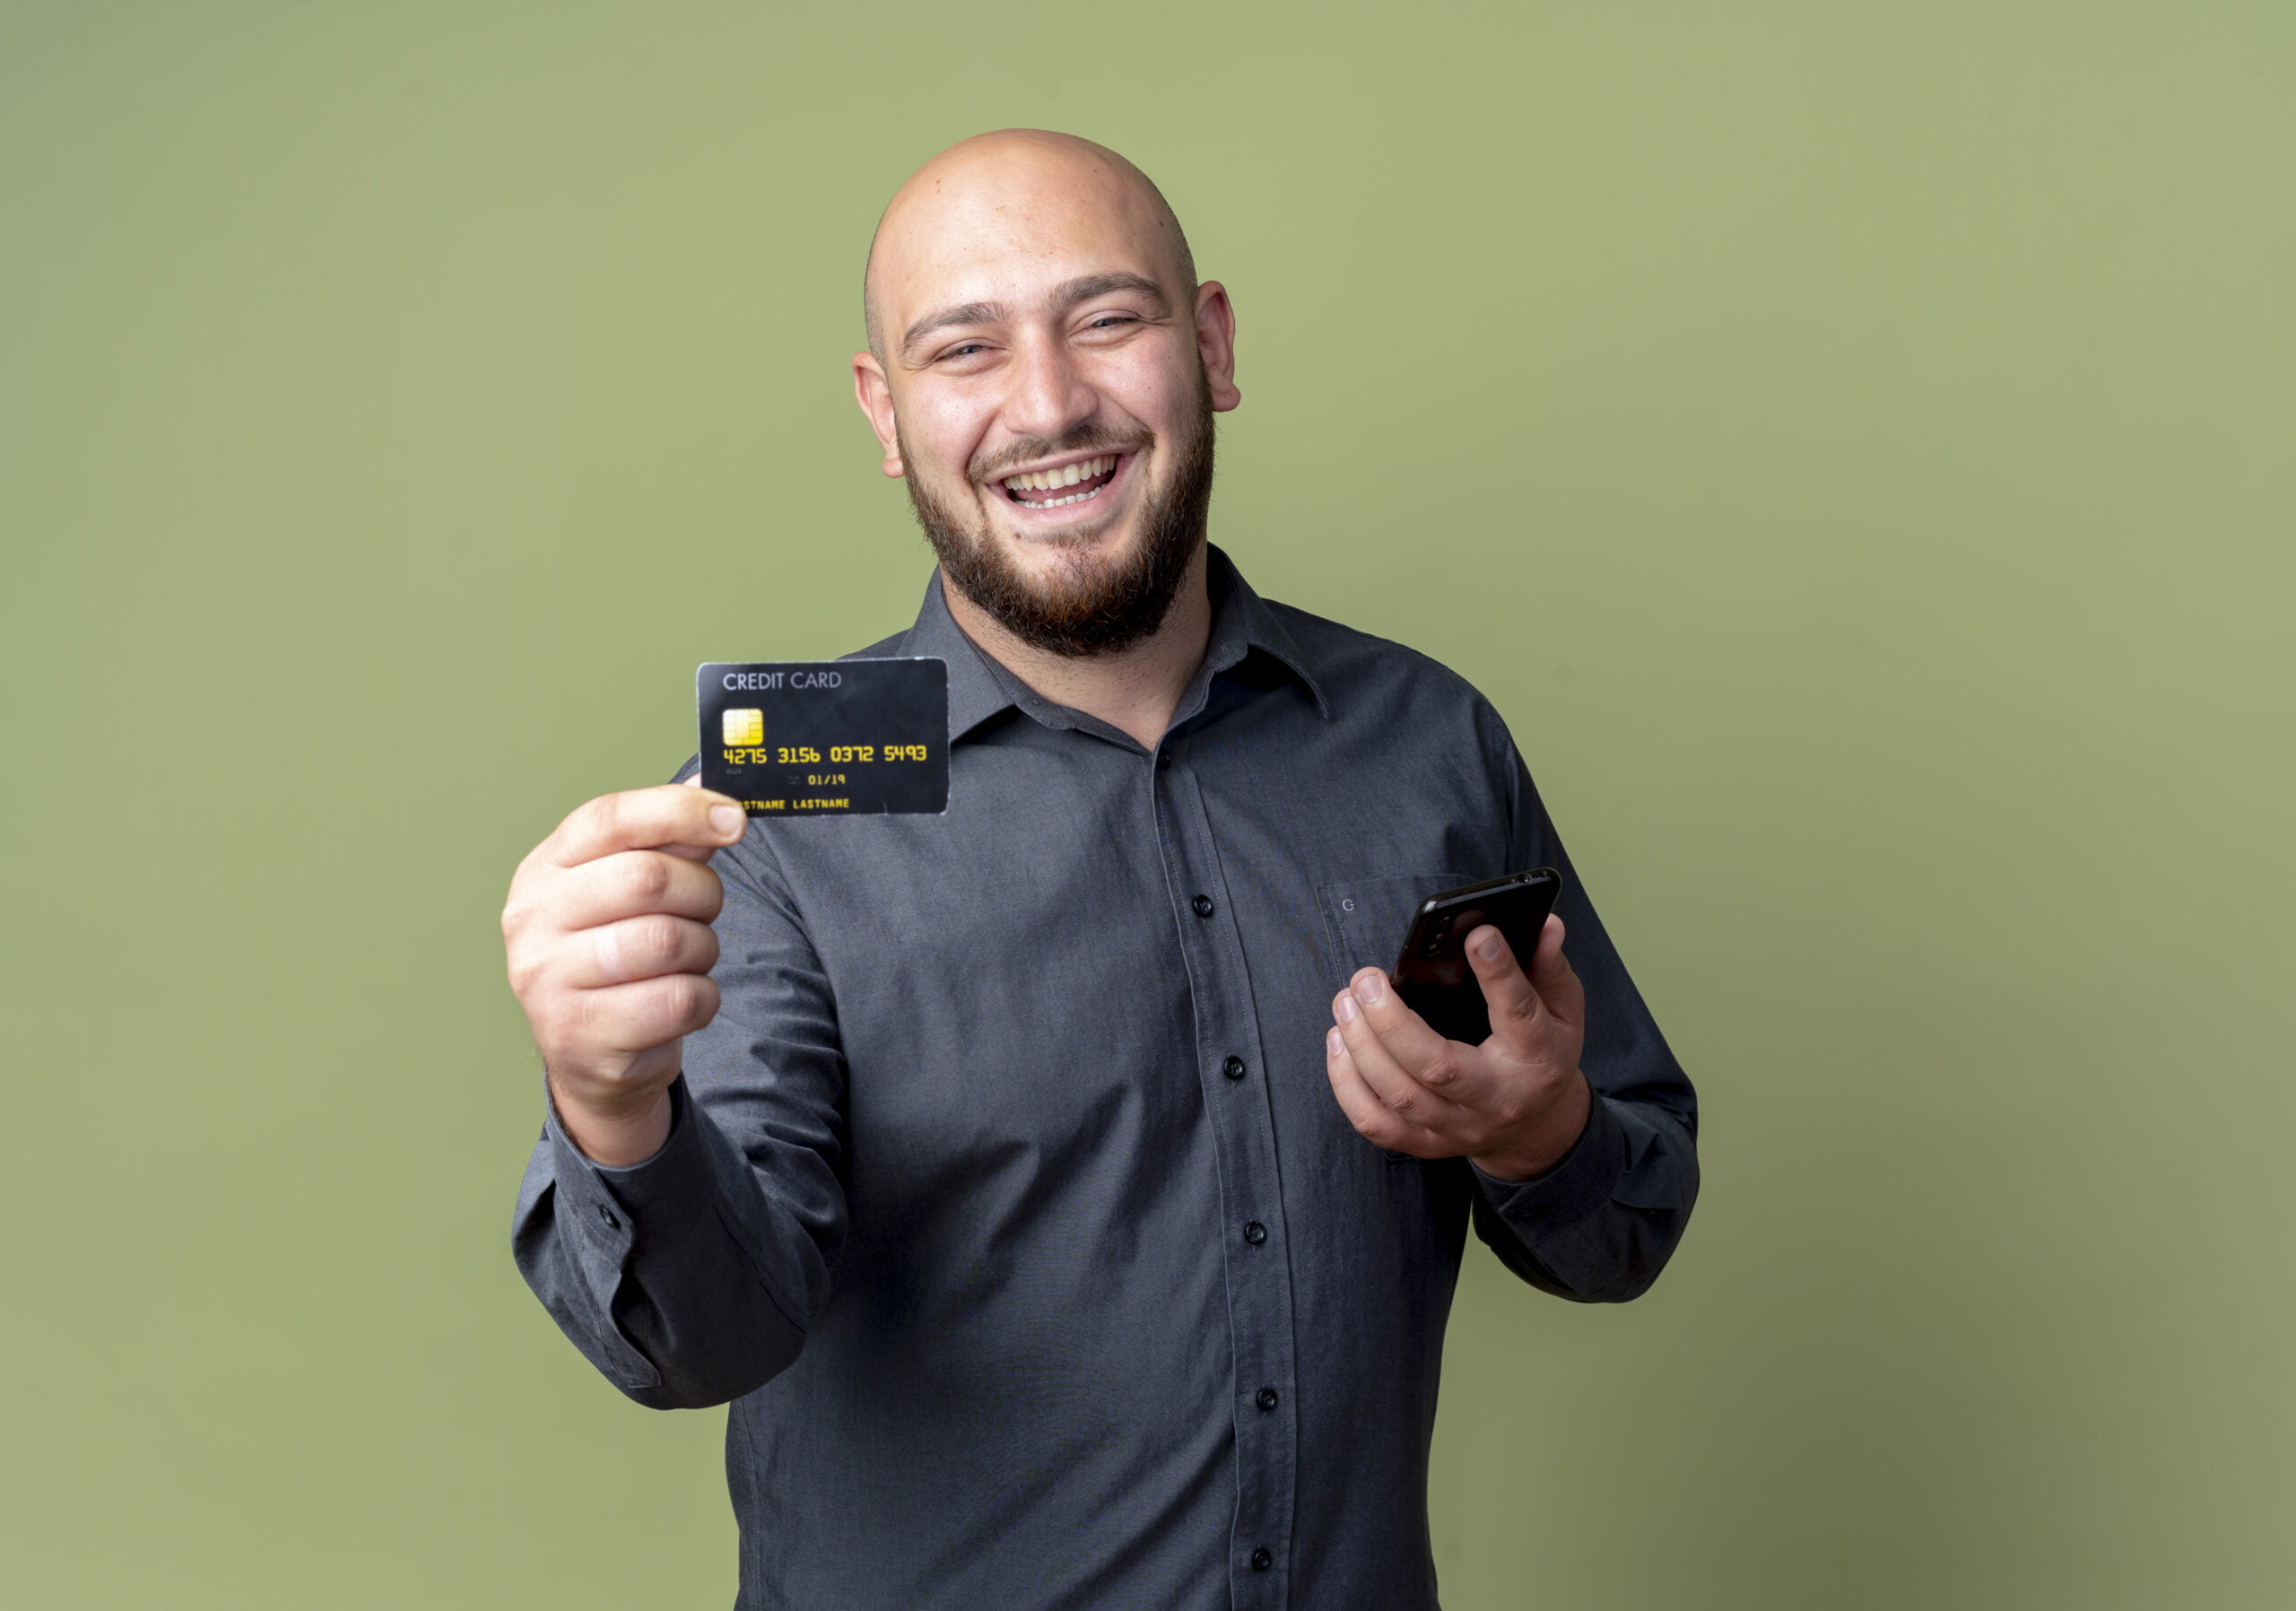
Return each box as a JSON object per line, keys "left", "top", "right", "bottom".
{"left": 1465, "top": 737, "right": 1701, "bottom": 1302}
{"left": 511, "top": 828, "right": 848, "bottom": 1407}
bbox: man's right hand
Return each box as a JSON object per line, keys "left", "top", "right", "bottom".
{"left": 501, "top": 783, "right": 748, "bottom": 1166}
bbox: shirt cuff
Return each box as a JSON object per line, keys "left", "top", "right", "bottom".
{"left": 544, "top": 1075, "right": 723, "bottom": 1265}
{"left": 1470, "top": 1090, "right": 1627, "bottom": 1238}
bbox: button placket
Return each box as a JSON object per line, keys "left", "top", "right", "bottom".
{"left": 1149, "top": 751, "right": 1297, "bottom": 1607}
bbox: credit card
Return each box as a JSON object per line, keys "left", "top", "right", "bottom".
{"left": 697, "top": 658, "right": 949, "bottom": 815}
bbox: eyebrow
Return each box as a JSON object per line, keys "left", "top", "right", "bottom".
{"left": 899, "top": 273, "right": 1172, "bottom": 361}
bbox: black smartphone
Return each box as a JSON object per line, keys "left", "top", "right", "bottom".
{"left": 1390, "top": 869, "right": 1563, "bottom": 1044}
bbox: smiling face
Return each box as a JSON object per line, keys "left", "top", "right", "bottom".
{"left": 853, "top": 132, "right": 1239, "bottom": 657}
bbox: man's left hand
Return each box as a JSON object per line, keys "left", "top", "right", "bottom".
{"left": 1326, "top": 917, "right": 1592, "bottom": 1182}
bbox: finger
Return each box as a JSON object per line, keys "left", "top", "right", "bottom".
{"left": 556, "top": 849, "right": 725, "bottom": 930}
{"left": 1333, "top": 983, "right": 1478, "bottom": 1132}
{"left": 1521, "top": 915, "right": 1585, "bottom": 1032}
{"left": 571, "top": 971, "right": 721, "bottom": 1056}
{"left": 1324, "top": 1025, "right": 1448, "bottom": 1157}
{"left": 1462, "top": 923, "right": 1549, "bottom": 1051}
{"left": 662, "top": 774, "right": 718, "bottom": 858}
{"left": 1340, "top": 967, "right": 1503, "bottom": 1108}
{"left": 569, "top": 913, "right": 719, "bottom": 989}
{"left": 544, "top": 785, "right": 746, "bottom": 867}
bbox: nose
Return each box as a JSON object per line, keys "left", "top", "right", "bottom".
{"left": 998, "top": 329, "right": 1099, "bottom": 449}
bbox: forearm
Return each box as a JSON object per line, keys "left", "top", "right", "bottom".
{"left": 1471, "top": 1093, "right": 1698, "bottom": 1302}
{"left": 513, "top": 1077, "right": 818, "bottom": 1408}
{"left": 1475, "top": 742, "right": 1700, "bottom": 1301}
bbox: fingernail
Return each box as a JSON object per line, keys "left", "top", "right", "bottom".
{"left": 709, "top": 805, "right": 744, "bottom": 839}
{"left": 1474, "top": 929, "right": 1503, "bottom": 962}
{"left": 1326, "top": 1027, "right": 1344, "bottom": 1057}
{"left": 1353, "top": 974, "right": 1386, "bottom": 1007}
{"left": 1335, "top": 993, "right": 1359, "bottom": 1023}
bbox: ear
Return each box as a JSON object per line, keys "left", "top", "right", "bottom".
{"left": 1193, "top": 281, "right": 1241, "bottom": 414}
{"left": 851, "top": 353, "right": 905, "bottom": 477}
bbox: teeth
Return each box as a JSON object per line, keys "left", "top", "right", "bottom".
{"left": 1004, "top": 455, "right": 1113, "bottom": 493}
{"left": 1013, "top": 482, "right": 1108, "bottom": 509}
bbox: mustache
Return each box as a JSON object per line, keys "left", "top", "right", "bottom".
{"left": 968, "top": 425, "right": 1153, "bottom": 486}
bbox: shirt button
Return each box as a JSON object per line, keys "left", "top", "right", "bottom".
{"left": 1156, "top": 751, "right": 1172, "bottom": 771}
{"left": 1192, "top": 894, "right": 1215, "bottom": 919}
{"left": 1250, "top": 1547, "right": 1273, "bottom": 1572}
{"left": 1256, "top": 1387, "right": 1279, "bottom": 1412}
{"left": 1222, "top": 1055, "right": 1247, "bottom": 1080}
{"left": 596, "top": 1204, "right": 620, "bottom": 1231}
{"left": 1243, "top": 1221, "right": 1267, "bottom": 1245}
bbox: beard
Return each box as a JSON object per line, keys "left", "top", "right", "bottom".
{"left": 901, "top": 378, "right": 1215, "bottom": 659}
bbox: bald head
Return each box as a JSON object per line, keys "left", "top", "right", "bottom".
{"left": 864, "top": 130, "right": 1196, "bottom": 361}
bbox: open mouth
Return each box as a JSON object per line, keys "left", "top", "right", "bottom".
{"left": 997, "top": 453, "right": 1123, "bottom": 510}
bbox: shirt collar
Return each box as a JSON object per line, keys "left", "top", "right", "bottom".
{"left": 894, "top": 544, "right": 1332, "bottom": 745}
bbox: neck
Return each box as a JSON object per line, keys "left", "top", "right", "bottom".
{"left": 938, "top": 544, "right": 1213, "bottom": 751}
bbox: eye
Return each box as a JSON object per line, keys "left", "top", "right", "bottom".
{"left": 927, "top": 340, "right": 1000, "bottom": 370}
{"left": 1084, "top": 314, "right": 1137, "bottom": 330}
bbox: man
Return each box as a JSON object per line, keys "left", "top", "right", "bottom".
{"left": 505, "top": 130, "right": 1698, "bottom": 1609}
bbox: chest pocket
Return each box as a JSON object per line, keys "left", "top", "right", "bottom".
{"left": 1316, "top": 871, "right": 1476, "bottom": 981}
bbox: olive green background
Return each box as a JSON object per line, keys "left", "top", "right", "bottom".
{"left": 4, "top": 2, "right": 2290, "bottom": 1606}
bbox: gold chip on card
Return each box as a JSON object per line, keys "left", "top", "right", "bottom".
{"left": 721, "top": 708, "right": 764, "bottom": 746}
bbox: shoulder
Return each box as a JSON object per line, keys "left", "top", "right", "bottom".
{"left": 839, "top": 629, "right": 911, "bottom": 662}
{"left": 1261, "top": 595, "right": 1516, "bottom": 753}
{"left": 1263, "top": 597, "right": 1473, "bottom": 692}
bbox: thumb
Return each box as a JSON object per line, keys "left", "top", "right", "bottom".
{"left": 1465, "top": 923, "right": 1547, "bottom": 1047}
{"left": 1523, "top": 915, "right": 1584, "bottom": 1030}
{"left": 664, "top": 772, "right": 719, "bottom": 858}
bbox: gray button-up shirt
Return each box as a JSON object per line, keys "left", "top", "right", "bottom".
{"left": 514, "top": 549, "right": 1699, "bottom": 1609}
